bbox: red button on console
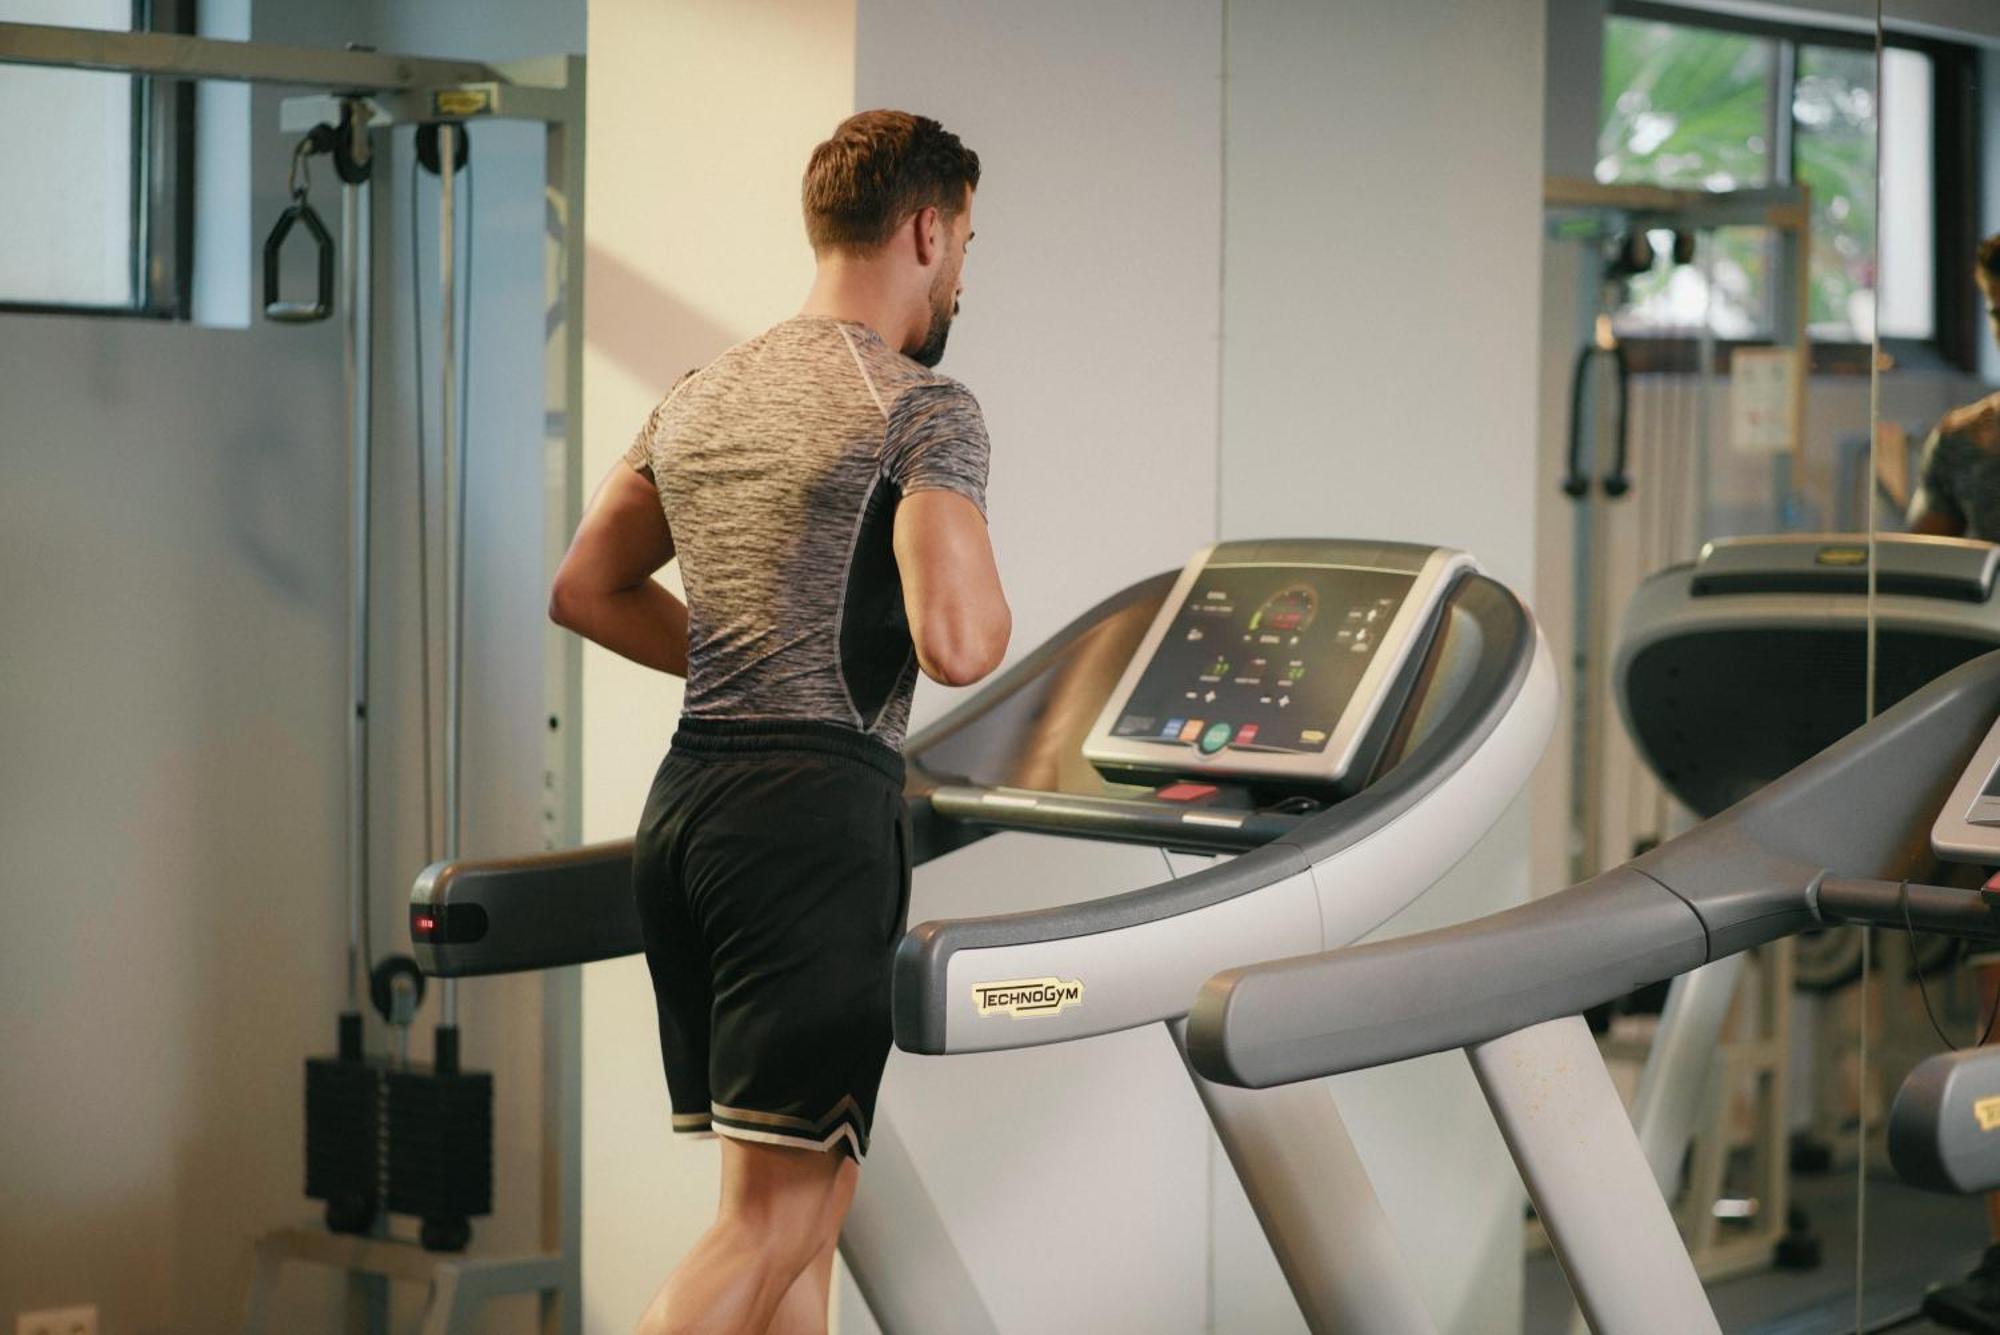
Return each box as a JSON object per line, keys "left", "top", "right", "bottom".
{"left": 1156, "top": 782, "right": 1219, "bottom": 803}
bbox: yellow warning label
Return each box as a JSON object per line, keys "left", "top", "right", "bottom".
{"left": 1815, "top": 546, "right": 1867, "bottom": 567}
{"left": 1974, "top": 1096, "right": 2000, "bottom": 1132}
{"left": 973, "top": 977, "right": 1085, "bottom": 1018}
{"left": 432, "top": 87, "right": 495, "bottom": 118}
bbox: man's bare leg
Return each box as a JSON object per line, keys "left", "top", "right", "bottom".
{"left": 764, "top": 1233, "right": 842, "bottom": 1335}
{"left": 637, "top": 1138, "right": 859, "bottom": 1335}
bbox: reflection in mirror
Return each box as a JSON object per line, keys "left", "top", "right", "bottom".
{"left": 1519, "top": 0, "right": 2000, "bottom": 1325}
{"left": 1532, "top": 3, "right": 1934, "bottom": 1329}
{"left": 1865, "top": 1, "right": 2000, "bottom": 1330}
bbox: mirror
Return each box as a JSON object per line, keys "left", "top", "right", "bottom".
{"left": 1532, "top": 5, "right": 1903, "bottom": 1327}
{"left": 1861, "top": 0, "right": 2000, "bottom": 1326}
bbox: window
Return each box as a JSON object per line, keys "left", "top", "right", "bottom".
{"left": 0, "top": 0, "right": 192, "bottom": 317}
{"left": 1598, "top": 4, "right": 1973, "bottom": 359}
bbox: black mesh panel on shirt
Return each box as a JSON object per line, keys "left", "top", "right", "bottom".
{"left": 840, "top": 480, "right": 915, "bottom": 730}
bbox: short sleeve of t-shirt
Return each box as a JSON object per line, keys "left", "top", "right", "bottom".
{"left": 881, "top": 380, "right": 990, "bottom": 516}
{"left": 622, "top": 401, "right": 665, "bottom": 474}
{"left": 1910, "top": 427, "right": 1973, "bottom": 530}
{"left": 622, "top": 370, "right": 699, "bottom": 475}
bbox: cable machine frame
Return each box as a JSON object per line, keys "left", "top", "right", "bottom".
{"left": 0, "top": 22, "right": 587, "bottom": 1335}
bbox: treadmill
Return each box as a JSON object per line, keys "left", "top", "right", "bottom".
{"left": 1594, "top": 532, "right": 2000, "bottom": 1258}
{"left": 410, "top": 537, "right": 1558, "bottom": 1335}
{"left": 1618, "top": 532, "right": 2000, "bottom": 818}
{"left": 1188, "top": 641, "right": 2000, "bottom": 1333}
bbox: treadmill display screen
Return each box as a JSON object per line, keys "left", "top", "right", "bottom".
{"left": 1105, "top": 566, "right": 1416, "bottom": 757}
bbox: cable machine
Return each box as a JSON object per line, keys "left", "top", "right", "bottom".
{"left": 0, "top": 23, "right": 586, "bottom": 1335}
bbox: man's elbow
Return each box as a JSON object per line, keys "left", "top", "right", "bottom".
{"left": 547, "top": 576, "right": 584, "bottom": 631}
{"left": 921, "top": 614, "right": 1011, "bottom": 687}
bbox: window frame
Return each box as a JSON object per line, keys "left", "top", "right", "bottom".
{"left": 0, "top": 0, "right": 196, "bottom": 321}
{"left": 1607, "top": 1, "right": 1982, "bottom": 375}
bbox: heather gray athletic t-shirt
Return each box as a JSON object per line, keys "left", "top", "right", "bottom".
{"left": 624, "top": 316, "right": 990, "bottom": 749}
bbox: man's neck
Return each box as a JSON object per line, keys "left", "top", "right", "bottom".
{"left": 799, "top": 258, "right": 911, "bottom": 352}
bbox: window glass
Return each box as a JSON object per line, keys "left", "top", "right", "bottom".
{"left": 1600, "top": 18, "right": 1937, "bottom": 348}
{"left": 0, "top": 0, "right": 139, "bottom": 308}
{"left": 1600, "top": 18, "right": 1777, "bottom": 336}
{"left": 1794, "top": 44, "right": 1879, "bottom": 341}
{"left": 1599, "top": 17, "right": 1775, "bottom": 189}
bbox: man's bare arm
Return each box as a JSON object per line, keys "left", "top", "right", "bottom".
{"left": 1910, "top": 508, "right": 1964, "bottom": 537}
{"left": 549, "top": 462, "right": 689, "bottom": 676}
{"left": 893, "top": 490, "right": 1009, "bottom": 687}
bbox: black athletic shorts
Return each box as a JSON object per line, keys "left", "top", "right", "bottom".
{"left": 632, "top": 717, "right": 911, "bottom": 1161}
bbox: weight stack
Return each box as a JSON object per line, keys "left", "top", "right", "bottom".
{"left": 304, "top": 1056, "right": 382, "bottom": 1229}
{"left": 385, "top": 1064, "right": 493, "bottom": 1248}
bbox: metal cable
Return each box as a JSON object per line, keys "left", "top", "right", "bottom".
{"left": 410, "top": 145, "right": 437, "bottom": 865}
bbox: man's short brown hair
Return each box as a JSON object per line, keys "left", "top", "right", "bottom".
{"left": 1978, "top": 233, "right": 2000, "bottom": 285}
{"left": 802, "top": 110, "right": 980, "bottom": 254}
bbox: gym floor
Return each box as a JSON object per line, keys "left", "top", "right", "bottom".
{"left": 1523, "top": 1169, "right": 1988, "bottom": 1334}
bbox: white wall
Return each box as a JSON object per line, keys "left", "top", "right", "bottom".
{"left": 858, "top": 0, "right": 1224, "bottom": 694}
{"left": 576, "top": 2, "right": 857, "bottom": 1329}
{"left": 1218, "top": 2, "right": 1548, "bottom": 1331}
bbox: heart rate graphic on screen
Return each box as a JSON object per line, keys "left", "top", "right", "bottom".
{"left": 1250, "top": 584, "right": 1318, "bottom": 637}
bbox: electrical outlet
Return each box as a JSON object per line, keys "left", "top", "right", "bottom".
{"left": 16, "top": 1307, "right": 97, "bottom": 1335}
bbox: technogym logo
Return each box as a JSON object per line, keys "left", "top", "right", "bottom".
{"left": 973, "top": 977, "right": 1085, "bottom": 1018}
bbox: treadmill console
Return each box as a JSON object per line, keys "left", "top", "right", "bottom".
{"left": 1690, "top": 534, "right": 2000, "bottom": 602}
{"left": 1934, "top": 713, "right": 2000, "bottom": 863}
{"left": 1082, "top": 541, "right": 1472, "bottom": 791}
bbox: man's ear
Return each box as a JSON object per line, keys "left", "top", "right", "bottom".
{"left": 911, "top": 205, "right": 942, "bottom": 267}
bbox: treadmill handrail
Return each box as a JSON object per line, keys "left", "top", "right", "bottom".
{"left": 412, "top": 838, "right": 638, "bottom": 978}
{"left": 1187, "top": 649, "right": 2000, "bottom": 1090}
{"left": 407, "top": 572, "right": 1189, "bottom": 980}
{"left": 893, "top": 574, "right": 1543, "bottom": 1052}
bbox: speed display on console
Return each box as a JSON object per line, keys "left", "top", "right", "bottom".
{"left": 1106, "top": 566, "right": 1416, "bottom": 757}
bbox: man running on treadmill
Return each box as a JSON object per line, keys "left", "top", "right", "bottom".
{"left": 548, "top": 110, "right": 1009, "bottom": 1335}
{"left": 1909, "top": 234, "right": 2000, "bottom": 544}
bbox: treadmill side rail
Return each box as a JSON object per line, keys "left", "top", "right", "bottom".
{"left": 412, "top": 839, "right": 638, "bottom": 977}
{"left": 1186, "top": 866, "right": 1708, "bottom": 1088}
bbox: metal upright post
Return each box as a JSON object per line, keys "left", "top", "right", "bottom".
{"left": 438, "top": 119, "right": 461, "bottom": 1032}
{"left": 343, "top": 154, "right": 374, "bottom": 1025}
{"left": 1471, "top": 1015, "right": 1721, "bottom": 1335}
{"left": 1169, "top": 1019, "right": 1439, "bottom": 1335}
{"left": 538, "top": 61, "right": 587, "bottom": 1335}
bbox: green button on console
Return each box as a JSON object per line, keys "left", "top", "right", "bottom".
{"left": 1199, "top": 721, "right": 1233, "bottom": 755}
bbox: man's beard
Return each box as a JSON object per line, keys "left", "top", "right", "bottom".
{"left": 911, "top": 273, "right": 958, "bottom": 368}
